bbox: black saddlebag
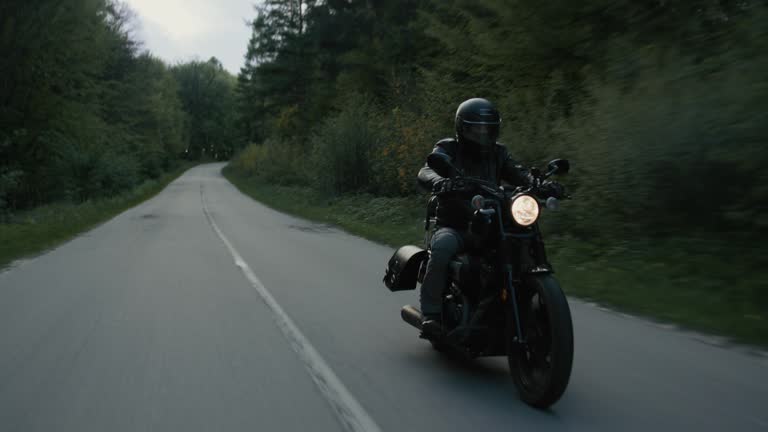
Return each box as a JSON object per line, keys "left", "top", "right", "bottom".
{"left": 383, "top": 245, "right": 428, "bottom": 292}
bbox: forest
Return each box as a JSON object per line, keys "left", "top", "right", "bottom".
{"left": 0, "top": 0, "right": 236, "bottom": 214}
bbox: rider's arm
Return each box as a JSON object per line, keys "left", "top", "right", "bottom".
{"left": 417, "top": 139, "right": 456, "bottom": 192}
{"left": 499, "top": 146, "right": 532, "bottom": 187}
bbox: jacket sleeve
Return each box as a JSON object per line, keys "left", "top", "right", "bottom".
{"left": 417, "top": 140, "right": 455, "bottom": 192}
{"left": 499, "top": 146, "right": 531, "bottom": 187}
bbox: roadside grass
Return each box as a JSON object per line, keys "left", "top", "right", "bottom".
{"left": 222, "top": 165, "right": 425, "bottom": 247}
{"left": 223, "top": 166, "right": 767, "bottom": 348}
{"left": 548, "top": 237, "right": 767, "bottom": 347}
{"left": 0, "top": 162, "right": 197, "bottom": 270}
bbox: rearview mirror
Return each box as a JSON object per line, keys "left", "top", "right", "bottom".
{"left": 546, "top": 159, "right": 570, "bottom": 175}
{"left": 427, "top": 152, "right": 459, "bottom": 178}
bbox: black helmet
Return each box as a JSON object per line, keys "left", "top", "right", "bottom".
{"left": 455, "top": 98, "right": 501, "bottom": 152}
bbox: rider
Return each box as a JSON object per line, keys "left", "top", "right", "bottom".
{"left": 417, "top": 98, "right": 563, "bottom": 334}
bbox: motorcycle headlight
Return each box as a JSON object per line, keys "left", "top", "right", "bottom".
{"left": 510, "top": 195, "right": 540, "bottom": 226}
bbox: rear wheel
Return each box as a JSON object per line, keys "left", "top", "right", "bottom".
{"left": 508, "top": 275, "right": 573, "bottom": 409}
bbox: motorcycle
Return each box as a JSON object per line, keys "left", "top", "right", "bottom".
{"left": 383, "top": 152, "right": 574, "bottom": 409}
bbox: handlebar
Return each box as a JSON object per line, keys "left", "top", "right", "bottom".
{"left": 437, "top": 175, "right": 569, "bottom": 202}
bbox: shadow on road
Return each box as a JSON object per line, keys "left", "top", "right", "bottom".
{"left": 400, "top": 346, "right": 569, "bottom": 426}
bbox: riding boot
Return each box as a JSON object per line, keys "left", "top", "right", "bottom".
{"left": 421, "top": 313, "right": 443, "bottom": 338}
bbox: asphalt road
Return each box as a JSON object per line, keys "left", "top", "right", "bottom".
{"left": 1, "top": 163, "right": 766, "bottom": 432}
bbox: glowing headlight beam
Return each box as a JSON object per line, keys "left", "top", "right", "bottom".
{"left": 510, "top": 195, "right": 540, "bottom": 226}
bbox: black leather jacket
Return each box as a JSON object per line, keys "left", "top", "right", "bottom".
{"left": 417, "top": 138, "right": 531, "bottom": 229}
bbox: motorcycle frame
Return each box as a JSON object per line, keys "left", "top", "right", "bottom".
{"left": 444, "top": 192, "right": 553, "bottom": 356}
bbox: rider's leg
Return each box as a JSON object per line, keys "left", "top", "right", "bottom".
{"left": 420, "top": 227, "right": 464, "bottom": 320}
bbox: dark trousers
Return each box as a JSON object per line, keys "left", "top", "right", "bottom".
{"left": 420, "top": 227, "right": 464, "bottom": 316}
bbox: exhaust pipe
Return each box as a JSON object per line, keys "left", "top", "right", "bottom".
{"left": 401, "top": 305, "right": 423, "bottom": 330}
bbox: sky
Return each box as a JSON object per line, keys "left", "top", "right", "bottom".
{"left": 124, "top": 0, "right": 257, "bottom": 74}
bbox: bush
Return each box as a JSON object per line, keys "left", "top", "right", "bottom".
{"left": 370, "top": 107, "right": 437, "bottom": 196}
{"left": 231, "top": 139, "right": 307, "bottom": 186}
{"left": 0, "top": 168, "right": 23, "bottom": 217}
{"left": 54, "top": 142, "right": 141, "bottom": 203}
{"left": 548, "top": 43, "right": 768, "bottom": 237}
{"left": 310, "top": 100, "right": 385, "bottom": 195}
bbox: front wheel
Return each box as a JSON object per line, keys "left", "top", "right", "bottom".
{"left": 508, "top": 275, "right": 574, "bottom": 409}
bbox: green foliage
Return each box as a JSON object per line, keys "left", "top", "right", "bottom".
{"left": 548, "top": 234, "right": 768, "bottom": 346}
{"left": 236, "top": 0, "right": 315, "bottom": 143}
{"left": 309, "top": 98, "right": 384, "bottom": 194}
{"left": 0, "top": 0, "right": 236, "bottom": 214}
{"left": 172, "top": 58, "right": 237, "bottom": 160}
{"left": 370, "top": 107, "right": 438, "bottom": 196}
{"left": 230, "top": 139, "right": 307, "bottom": 186}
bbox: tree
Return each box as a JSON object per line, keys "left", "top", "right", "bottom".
{"left": 0, "top": 0, "right": 196, "bottom": 209}
{"left": 173, "top": 58, "right": 237, "bottom": 160}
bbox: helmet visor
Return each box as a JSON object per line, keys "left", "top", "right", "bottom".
{"left": 462, "top": 121, "right": 500, "bottom": 147}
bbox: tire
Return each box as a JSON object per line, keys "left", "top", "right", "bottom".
{"left": 508, "top": 274, "right": 574, "bottom": 409}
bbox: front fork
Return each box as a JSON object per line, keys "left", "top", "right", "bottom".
{"left": 503, "top": 264, "right": 526, "bottom": 345}
{"left": 488, "top": 200, "right": 528, "bottom": 347}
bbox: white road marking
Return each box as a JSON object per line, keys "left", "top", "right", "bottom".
{"left": 201, "top": 186, "right": 382, "bottom": 432}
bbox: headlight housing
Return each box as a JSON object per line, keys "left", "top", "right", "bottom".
{"left": 510, "top": 195, "right": 540, "bottom": 226}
